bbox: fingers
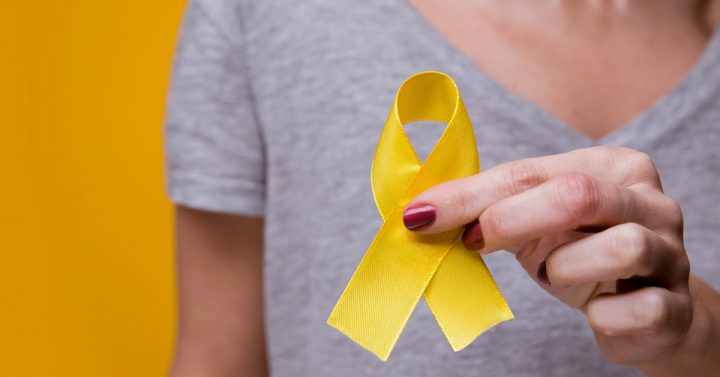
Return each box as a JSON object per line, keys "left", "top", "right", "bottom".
{"left": 541, "top": 147, "right": 661, "bottom": 188}
{"left": 587, "top": 287, "right": 692, "bottom": 345}
{"left": 544, "top": 223, "right": 687, "bottom": 290}
{"left": 466, "top": 173, "right": 674, "bottom": 252}
{"left": 404, "top": 146, "right": 661, "bottom": 234}
{"left": 403, "top": 160, "right": 551, "bottom": 232}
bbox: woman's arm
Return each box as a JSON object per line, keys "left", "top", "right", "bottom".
{"left": 169, "top": 206, "right": 267, "bottom": 377}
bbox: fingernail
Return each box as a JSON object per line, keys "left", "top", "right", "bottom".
{"left": 403, "top": 204, "right": 436, "bottom": 230}
{"left": 537, "top": 261, "right": 551, "bottom": 285}
{"left": 462, "top": 219, "right": 485, "bottom": 250}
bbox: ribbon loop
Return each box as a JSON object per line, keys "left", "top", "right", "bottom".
{"left": 328, "top": 71, "right": 513, "bottom": 361}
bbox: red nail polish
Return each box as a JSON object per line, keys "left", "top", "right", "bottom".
{"left": 462, "top": 219, "right": 485, "bottom": 250}
{"left": 403, "top": 204, "right": 436, "bottom": 230}
{"left": 537, "top": 261, "right": 551, "bottom": 285}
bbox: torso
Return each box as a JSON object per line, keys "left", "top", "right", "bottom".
{"left": 188, "top": 0, "right": 720, "bottom": 375}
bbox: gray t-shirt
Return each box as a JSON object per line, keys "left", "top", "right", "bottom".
{"left": 164, "top": 1, "right": 720, "bottom": 376}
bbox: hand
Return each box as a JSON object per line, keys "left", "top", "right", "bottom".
{"left": 402, "top": 146, "right": 720, "bottom": 375}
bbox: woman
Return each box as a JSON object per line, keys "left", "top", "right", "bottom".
{"left": 164, "top": 0, "right": 720, "bottom": 376}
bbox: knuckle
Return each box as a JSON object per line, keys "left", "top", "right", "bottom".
{"left": 587, "top": 146, "right": 660, "bottom": 185}
{"left": 587, "top": 312, "right": 609, "bottom": 335}
{"left": 624, "top": 150, "right": 660, "bottom": 184}
{"left": 661, "top": 196, "right": 684, "bottom": 232}
{"left": 546, "top": 261, "right": 572, "bottom": 288}
{"left": 611, "top": 224, "right": 651, "bottom": 275}
{"left": 633, "top": 290, "right": 668, "bottom": 334}
{"left": 632, "top": 151, "right": 655, "bottom": 169}
{"left": 586, "top": 299, "right": 614, "bottom": 335}
{"left": 545, "top": 249, "right": 581, "bottom": 288}
{"left": 445, "top": 180, "right": 477, "bottom": 220}
{"left": 554, "top": 172, "right": 603, "bottom": 222}
{"left": 632, "top": 153, "right": 660, "bottom": 182}
{"left": 481, "top": 206, "right": 511, "bottom": 240}
{"left": 501, "top": 161, "right": 548, "bottom": 197}
{"left": 674, "top": 253, "right": 691, "bottom": 281}
{"left": 589, "top": 146, "right": 635, "bottom": 165}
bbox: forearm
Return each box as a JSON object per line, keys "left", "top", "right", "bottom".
{"left": 638, "top": 275, "right": 720, "bottom": 377}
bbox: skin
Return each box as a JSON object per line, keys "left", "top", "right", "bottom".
{"left": 170, "top": 1, "right": 720, "bottom": 376}
{"left": 404, "top": 147, "right": 720, "bottom": 376}
{"left": 408, "top": 0, "right": 720, "bottom": 138}
{"left": 169, "top": 207, "right": 267, "bottom": 377}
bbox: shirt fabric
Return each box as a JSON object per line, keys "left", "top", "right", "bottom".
{"left": 164, "top": 1, "right": 720, "bottom": 376}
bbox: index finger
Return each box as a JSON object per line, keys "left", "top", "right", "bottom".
{"left": 402, "top": 146, "right": 660, "bottom": 234}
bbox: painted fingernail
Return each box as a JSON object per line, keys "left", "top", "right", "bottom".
{"left": 462, "top": 219, "right": 485, "bottom": 250}
{"left": 537, "top": 261, "right": 551, "bottom": 285}
{"left": 403, "top": 204, "right": 436, "bottom": 230}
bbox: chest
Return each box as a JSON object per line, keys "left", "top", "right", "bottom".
{"left": 407, "top": 0, "right": 711, "bottom": 139}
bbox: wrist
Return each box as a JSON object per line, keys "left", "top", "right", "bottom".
{"left": 635, "top": 276, "right": 720, "bottom": 377}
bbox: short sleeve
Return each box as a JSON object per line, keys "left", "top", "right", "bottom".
{"left": 164, "top": 0, "right": 265, "bottom": 217}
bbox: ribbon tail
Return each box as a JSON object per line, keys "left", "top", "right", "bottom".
{"left": 424, "top": 243, "right": 514, "bottom": 351}
{"left": 327, "top": 211, "right": 458, "bottom": 361}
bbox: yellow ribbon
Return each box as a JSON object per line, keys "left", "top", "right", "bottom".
{"left": 327, "top": 71, "right": 513, "bottom": 360}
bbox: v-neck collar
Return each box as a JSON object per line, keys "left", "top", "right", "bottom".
{"left": 401, "top": 1, "right": 720, "bottom": 149}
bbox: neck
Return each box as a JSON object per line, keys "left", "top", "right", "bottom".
{"left": 408, "top": 0, "right": 720, "bottom": 138}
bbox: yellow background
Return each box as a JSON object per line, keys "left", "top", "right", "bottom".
{"left": 1, "top": 1, "right": 187, "bottom": 375}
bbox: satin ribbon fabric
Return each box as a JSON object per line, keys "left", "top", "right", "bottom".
{"left": 327, "top": 71, "right": 513, "bottom": 361}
